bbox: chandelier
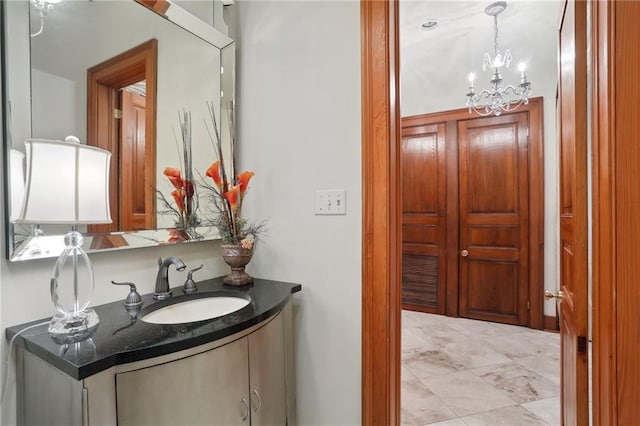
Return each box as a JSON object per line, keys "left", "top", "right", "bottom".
{"left": 465, "top": 1, "right": 531, "bottom": 116}
{"left": 30, "top": 0, "right": 62, "bottom": 38}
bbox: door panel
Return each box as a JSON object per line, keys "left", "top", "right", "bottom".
{"left": 459, "top": 113, "right": 529, "bottom": 325}
{"left": 401, "top": 123, "right": 447, "bottom": 313}
{"left": 558, "top": 0, "right": 589, "bottom": 424}
{"left": 466, "top": 260, "right": 518, "bottom": 316}
{"left": 88, "top": 83, "right": 120, "bottom": 233}
{"left": 120, "top": 90, "right": 153, "bottom": 231}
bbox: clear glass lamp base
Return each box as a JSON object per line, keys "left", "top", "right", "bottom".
{"left": 48, "top": 230, "right": 100, "bottom": 343}
{"left": 48, "top": 308, "right": 99, "bottom": 343}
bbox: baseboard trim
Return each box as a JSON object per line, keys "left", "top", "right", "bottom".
{"left": 543, "top": 315, "right": 559, "bottom": 332}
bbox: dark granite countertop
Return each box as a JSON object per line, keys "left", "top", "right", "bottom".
{"left": 6, "top": 277, "right": 301, "bottom": 380}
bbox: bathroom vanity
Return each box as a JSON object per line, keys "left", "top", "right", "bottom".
{"left": 6, "top": 278, "right": 301, "bottom": 425}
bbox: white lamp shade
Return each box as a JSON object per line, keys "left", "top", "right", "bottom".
{"left": 18, "top": 139, "right": 112, "bottom": 225}
{"left": 9, "top": 150, "right": 25, "bottom": 222}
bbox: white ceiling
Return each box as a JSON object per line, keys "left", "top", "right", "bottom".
{"left": 400, "top": 0, "right": 562, "bottom": 116}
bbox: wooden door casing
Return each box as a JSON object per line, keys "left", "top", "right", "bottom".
{"left": 458, "top": 113, "right": 530, "bottom": 325}
{"left": 592, "top": 0, "right": 640, "bottom": 423}
{"left": 360, "top": 1, "right": 402, "bottom": 423}
{"left": 401, "top": 123, "right": 447, "bottom": 313}
{"left": 558, "top": 0, "right": 589, "bottom": 424}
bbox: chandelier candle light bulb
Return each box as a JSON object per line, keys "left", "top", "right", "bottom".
{"left": 519, "top": 62, "right": 527, "bottom": 82}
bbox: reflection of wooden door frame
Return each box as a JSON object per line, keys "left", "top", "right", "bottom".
{"left": 86, "top": 39, "right": 157, "bottom": 232}
{"left": 400, "top": 98, "right": 544, "bottom": 329}
{"left": 135, "top": 0, "right": 170, "bottom": 16}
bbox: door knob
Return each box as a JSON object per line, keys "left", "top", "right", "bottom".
{"left": 544, "top": 290, "right": 565, "bottom": 301}
{"left": 461, "top": 249, "right": 469, "bottom": 257}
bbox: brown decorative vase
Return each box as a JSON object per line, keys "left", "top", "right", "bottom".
{"left": 221, "top": 244, "right": 254, "bottom": 286}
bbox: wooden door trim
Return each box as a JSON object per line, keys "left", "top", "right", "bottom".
{"left": 591, "top": 1, "right": 616, "bottom": 424}
{"left": 444, "top": 120, "right": 460, "bottom": 317}
{"left": 361, "top": 1, "right": 401, "bottom": 424}
{"left": 401, "top": 98, "right": 545, "bottom": 329}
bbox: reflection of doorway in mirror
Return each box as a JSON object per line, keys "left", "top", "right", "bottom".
{"left": 121, "top": 88, "right": 148, "bottom": 231}
{"left": 86, "top": 39, "right": 158, "bottom": 234}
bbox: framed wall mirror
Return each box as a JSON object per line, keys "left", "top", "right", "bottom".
{"left": 2, "top": 0, "right": 235, "bottom": 261}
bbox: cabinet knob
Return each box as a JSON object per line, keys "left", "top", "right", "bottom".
{"left": 251, "top": 389, "right": 262, "bottom": 412}
{"left": 461, "top": 249, "right": 469, "bottom": 257}
{"left": 240, "top": 397, "right": 250, "bottom": 421}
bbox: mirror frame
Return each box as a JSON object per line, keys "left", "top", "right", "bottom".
{"left": 1, "top": 0, "right": 235, "bottom": 261}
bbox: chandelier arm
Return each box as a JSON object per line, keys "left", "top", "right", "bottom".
{"left": 30, "top": 12, "right": 45, "bottom": 38}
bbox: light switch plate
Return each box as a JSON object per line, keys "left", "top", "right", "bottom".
{"left": 315, "top": 189, "right": 346, "bottom": 215}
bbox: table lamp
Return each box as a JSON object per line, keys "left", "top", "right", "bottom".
{"left": 16, "top": 138, "right": 112, "bottom": 341}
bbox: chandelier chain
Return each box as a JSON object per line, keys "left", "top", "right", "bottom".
{"left": 493, "top": 14, "right": 499, "bottom": 58}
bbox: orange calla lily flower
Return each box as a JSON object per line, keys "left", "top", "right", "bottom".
{"left": 164, "top": 167, "right": 183, "bottom": 189}
{"left": 184, "top": 179, "right": 195, "bottom": 197}
{"left": 224, "top": 184, "right": 241, "bottom": 213}
{"left": 206, "top": 161, "right": 223, "bottom": 190}
{"left": 171, "top": 189, "right": 185, "bottom": 213}
{"left": 237, "top": 171, "right": 255, "bottom": 195}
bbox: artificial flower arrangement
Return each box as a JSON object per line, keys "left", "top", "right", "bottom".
{"left": 201, "top": 101, "right": 265, "bottom": 249}
{"left": 156, "top": 111, "right": 200, "bottom": 238}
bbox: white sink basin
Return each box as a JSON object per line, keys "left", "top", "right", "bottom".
{"left": 141, "top": 296, "right": 250, "bottom": 324}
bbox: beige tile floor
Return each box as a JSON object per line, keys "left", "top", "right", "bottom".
{"left": 402, "top": 310, "right": 560, "bottom": 426}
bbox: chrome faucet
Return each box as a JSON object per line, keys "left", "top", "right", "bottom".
{"left": 153, "top": 257, "right": 186, "bottom": 300}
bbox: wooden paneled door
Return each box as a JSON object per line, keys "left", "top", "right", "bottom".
{"left": 120, "top": 90, "right": 154, "bottom": 231}
{"left": 401, "top": 99, "right": 543, "bottom": 327}
{"left": 557, "top": 0, "right": 589, "bottom": 424}
{"left": 401, "top": 123, "right": 446, "bottom": 313}
{"left": 458, "top": 113, "right": 530, "bottom": 325}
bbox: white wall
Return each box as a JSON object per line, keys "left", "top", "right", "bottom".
{"left": 237, "top": 1, "right": 362, "bottom": 424}
{"left": 31, "top": 70, "right": 80, "bottom": 141}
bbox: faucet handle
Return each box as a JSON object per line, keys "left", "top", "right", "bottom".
{"left": 183, "top": 264, "right": 203, "bottom": 294}
{"left": 111, "top": 281, "right": 143, "bottom": 309}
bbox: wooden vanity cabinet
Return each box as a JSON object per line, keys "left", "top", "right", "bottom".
{"left": 15, "top": 302, "right": 295, "bottom": 426}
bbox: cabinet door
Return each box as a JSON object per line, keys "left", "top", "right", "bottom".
{"left": 116, "top": 337, "right": 250, "bottom": 426}
{"left": 248, "top": 314, "right": 286, "bottom": 425}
